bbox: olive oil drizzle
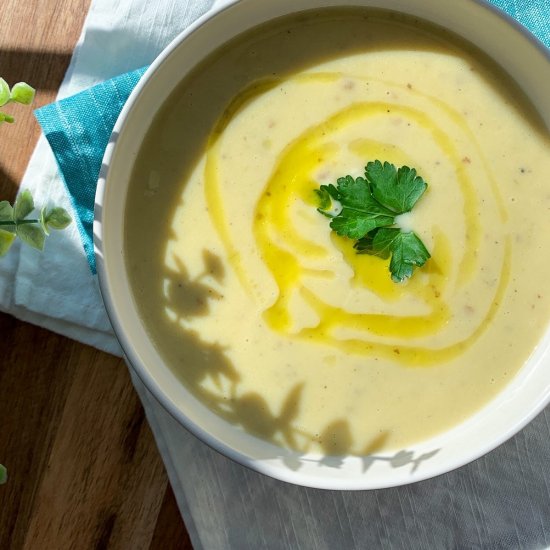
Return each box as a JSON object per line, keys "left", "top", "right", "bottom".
{"left": 203, "top": 73, "right": 510, "bottom": 366}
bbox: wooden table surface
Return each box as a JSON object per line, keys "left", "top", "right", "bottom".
{"left": 0, "top": 1, "right": 193, "bottom": 548}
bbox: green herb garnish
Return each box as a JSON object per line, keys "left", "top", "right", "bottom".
{"left": 354, "top": 227, "right": 431, "bottom": 282}
{"left": 316, "top": 160, "right": 430, "bottom": 282}
{"left": 0, "top": 190, "right": 72, "bottom": 256}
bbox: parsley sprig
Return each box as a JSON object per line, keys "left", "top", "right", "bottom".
{"left": 316, "top": 160, "right": 430, "bottom": 282}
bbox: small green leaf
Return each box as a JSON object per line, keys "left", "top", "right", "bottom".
{"left": 0, "top": 200, "right": 14, "bottom": 222}
{"left": 45, "top": 207, "right": 72, "bottom": 230}
{"left": 357, "top": 228, "right": 430, "bottom": 281}
{"left": 330, "top": 208, "right": 393, "bottom": 239}
{"left": 10, "top": 82, "right": 35, "bottom": 105}
{"left": 39, "top": 206, "right": 50, "bottom": 236}
{"left": 315, "top": 187, "right": 332, "bottom": 211}
{"left": 365, "top": 160, "right": 427, "bottom": 214}
{"left": 0, "top": 464, "right": 7, "bottom": 484}
{"left": 389, "top": 231, "right": 431, "bottom": 282}
{"left": 318, "top": 183, "right": 339, "bottom": 201}
{"left": 336, "top": 175, "right": 374, "bottom": 210}
{"left": 0, "top": 111, "right": 15, "bottom": 124}
{"left": 355, "top": 227, "right": 400, "bottom": 259}
{"left": 14, "top": 189, "right": 34, "bottom": 220}
{"left": 316, "top": 185, "right": 341, "bottom": 218}
{"left": 16, "top": 223, "right": 45, "bottom": 251}
{"left": 321, "top": 175, "right": 395, "bottom": 239}
{"left": 0, "top": 78, "right": 10, "bottom": 107}
{"left": 0, "top": 229, "right": 16, "bottom": 256}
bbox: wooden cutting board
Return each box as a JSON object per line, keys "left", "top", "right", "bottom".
{"left": 0, "top": 0, "right": 192, "bottom": 548}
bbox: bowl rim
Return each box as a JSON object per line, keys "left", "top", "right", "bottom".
{"left": 94, "top": 0, "right": 550, "bottom": 490}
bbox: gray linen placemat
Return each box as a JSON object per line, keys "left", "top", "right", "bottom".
{"left": 132, "top": 372, "right": 550, "bottom": 550}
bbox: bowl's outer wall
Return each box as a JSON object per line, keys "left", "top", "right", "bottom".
{"left": 95, "top": 0, "right": 550, "bottom": 489}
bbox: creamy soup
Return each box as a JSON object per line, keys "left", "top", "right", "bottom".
{"left": 125, "top": 9, "right": 550, "bottom": 455}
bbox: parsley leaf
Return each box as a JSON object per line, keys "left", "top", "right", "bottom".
{"left": 355, "top": 227, "right": 430, "bottom": 282}
{"left": 317, "top": 176, "right": 395, "bottom": 239}
{"left": 366, "top": 160, "right": 427, "bottom": 214}
{"left": 315, "top": 184, "right": 340, "bottom": 218}
{"left": 316, "top": 161, "right": 430, "bottom": 282}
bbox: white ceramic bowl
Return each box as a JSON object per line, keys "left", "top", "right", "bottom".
{"left": 94, "top": 0, "right": 550, "bottom": 490}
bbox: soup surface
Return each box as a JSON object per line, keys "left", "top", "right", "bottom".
{"left": 125, "top": 9, "right": 550, "bottom": 455}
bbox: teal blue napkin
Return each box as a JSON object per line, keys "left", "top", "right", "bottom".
{"left": 34, "top": 0, "right": 549, "bottom": 274}
{"left": 35, "top": 66, "right": 147, "bottom": 273}
{"left": 494, "top": 0, "right": 550, "bottom": 45}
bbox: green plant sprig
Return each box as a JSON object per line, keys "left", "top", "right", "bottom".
{"left": 0, "top": 78, "right": 72, "bottom": 260}
{"left": 316, "top": 160, "right": 431, "bottom": 282}
{"left": 0, "top": 190, "right": 72, "bottom": 256}
{"left": 0, "top": 78, "right": 35, "bottom": 124}
{"left": 1, "top": 78, "right": 44, "bottom": 485}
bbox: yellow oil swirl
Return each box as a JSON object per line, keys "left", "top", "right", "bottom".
{"left": 204, "top": 78, "right": 281, "bottom": 293}
{"left": 203, "top": 73, "right": 509, "bottom": 367}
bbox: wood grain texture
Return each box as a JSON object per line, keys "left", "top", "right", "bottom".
{"left": 0, "top": 0, "right": 193, "bottom": 548}
{"left": 0, "top": 0, "right": 85, "bottom": 200}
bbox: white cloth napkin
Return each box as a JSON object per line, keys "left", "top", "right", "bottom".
{"left": 2, "top": 0, "right": 550, "bottom": 548}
